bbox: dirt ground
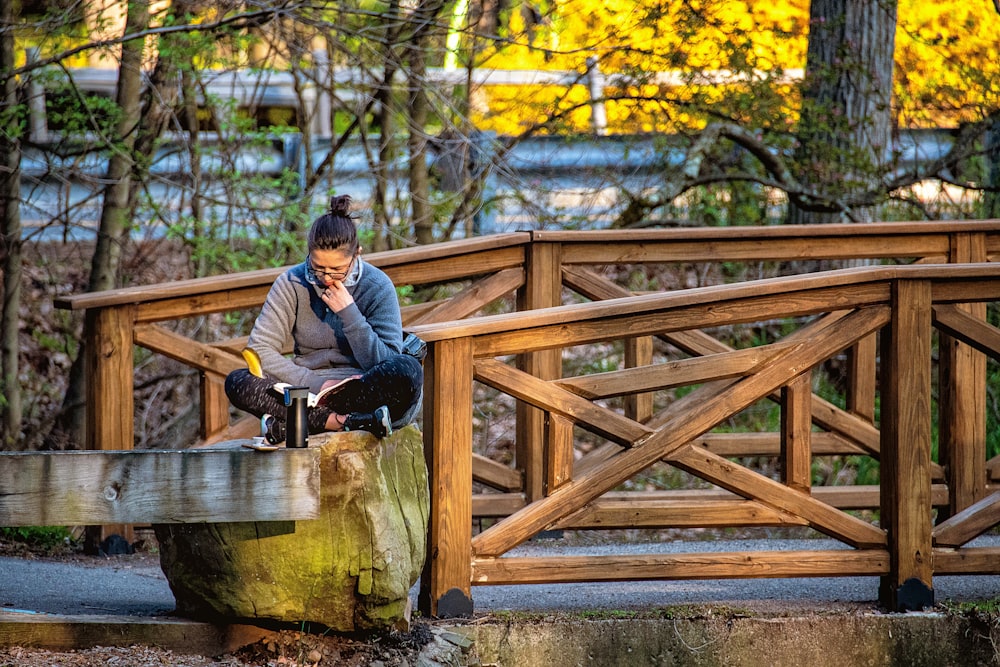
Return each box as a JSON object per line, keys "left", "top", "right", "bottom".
{"left": 0, "top": 626, "right": 436, "bottom": 667}
{"left": 0, "top": 538, "right": 443, "bottom": 667}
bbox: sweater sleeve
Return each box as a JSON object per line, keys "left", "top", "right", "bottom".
{"left": 340, "top": 267, "right": 404, "bottom": 369}
{"left": 246, "top": 272, "right": 325, "bottom": 390}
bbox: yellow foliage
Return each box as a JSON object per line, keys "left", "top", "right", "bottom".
{"left": 894, "top": 1, "right": 1000, "bottom": 127}
{"left": 12, "top": 0, "right": 1000, "bottom": 134}
{"left": 470, "top": 0, "right": 1000, "bottom": 133}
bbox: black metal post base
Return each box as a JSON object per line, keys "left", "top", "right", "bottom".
{"left": 886, "top": 577, "right": 934, "bottom": 611}
{"left": 436, "top": 587, "right": 474, "bottom": 618}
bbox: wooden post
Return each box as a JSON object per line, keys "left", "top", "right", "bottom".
{"left": 846, "top": 334, "right": 877, "bottom": 422}
{"left": 780, "top": 373, "right": 812, "bottom": 493}
{"left": 879, "top": 279, "right": 934, "bottom": 611}
{"left": 938, "top": 231, "right": 987, "bottom": 517}
{"left": 419, "top": 337, "right": 474, "bottom": 618}
{"left": 84, "top": 305, "right": 136, "bottom": 549}
{"left": 624, "top": 335, "right": 654, "bottom": 423}
{"left": 85, "top": 305, "right": 135, "bottom": 453}
{"left": 516, "top": 241, "right": 563, "bottom": 503}
{"left": 200, "top": 371, "right": 231, "bottom": 440}
{"left": 546, "top": 414, "right": 574, "bottom": 492}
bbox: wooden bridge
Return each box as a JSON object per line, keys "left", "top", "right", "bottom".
{"left": 40, "top": 221, "right": 1000, "bottom": 616}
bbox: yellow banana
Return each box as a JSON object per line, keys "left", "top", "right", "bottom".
{"left": 242, "top": 347, "right": 264, "bottom": 378}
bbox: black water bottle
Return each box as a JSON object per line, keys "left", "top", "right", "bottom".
{"left": 284, "top": 386, "right": 310, "bottom": 448}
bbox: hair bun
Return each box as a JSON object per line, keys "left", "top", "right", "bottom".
{"left": 329, "top": 195, "right": 353, "bottom": 217}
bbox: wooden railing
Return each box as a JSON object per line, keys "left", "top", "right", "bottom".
{"left": 410, "top": 260, "right": 1000, "bottom": 615}
{"left": 54, "top": 221, "right": 1000, "bottom": 615}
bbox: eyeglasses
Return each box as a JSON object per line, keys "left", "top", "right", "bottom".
{"left": 307, "top": 255, "right": 356, "bottom": 283}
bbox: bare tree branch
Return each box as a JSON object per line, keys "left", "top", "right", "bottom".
{"left": 3, "top": 2, "right": 300, "bottom": 80}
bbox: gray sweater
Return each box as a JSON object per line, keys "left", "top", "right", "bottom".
{"left": 247, "top": 258, "right": 403, "bottom": 393}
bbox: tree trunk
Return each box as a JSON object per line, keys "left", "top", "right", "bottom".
{"left": 48, "top": 0, "right": 150, "bottom": 450}
{"left": 986, "top": 111, "right": 1000, "bottom": 220}
{"left": 364, "top": 0, "right": 403, "bottom": 253}
{"left": 181, "top": 68, "right": 207, "bottom": 276}
{"left": 372, "top": 72, "right": 396, "bottom": 253}
{"left": 408, "top": 35, "right": 434, "bottom": 245}
{"left": 0, "top": 0, "right": 23, "bottom": 448}
{"left": 787, "top": 0, "right": 897, "bottom": 227}
{"left": 89, "top": 3, "right": 147, "bottom": 293}
{"left": 407, "top": 0, "right": 449, "bottom": 246}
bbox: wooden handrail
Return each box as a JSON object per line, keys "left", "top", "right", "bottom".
{"left": 54, "top": 232, "right": 532, "bottom": 311}
{"left": 531, "top": 220, "right": 1000, "bottom": 241}
{"left": 54, "top": 222, "right": 1000, "bottom": 311}
{"left": 409, "top": 263, "right": 1000, "bottom": 344}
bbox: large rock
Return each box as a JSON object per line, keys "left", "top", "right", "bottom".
{"left": 154, "top": 425, "right": 428, "bottom": 632}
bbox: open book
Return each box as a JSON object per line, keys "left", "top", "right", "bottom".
{"left": 272, "top": 376, "right": 360, "bottom": 408}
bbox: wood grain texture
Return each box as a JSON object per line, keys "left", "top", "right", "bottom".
{"left": 0, "top": 442, "right": 320, "bottom": 525}
{"left": 472, "top": 549, "right": 889, "bottom": 585}
{"left": 780, "top": 373, "right": 812, "bottom": 493}
{"left": 471, "top": 307, "right": 889, "bottom": 557}
{"left": 406, "top": 268, "right": 525, "bottom": 325}
{"left": 420, "top": 337, "right": 475, "bottom": 616}
{"left": 933, "top": 546, "right": 1000, "bottom": 575}
{"left": 879, "top": 279, "right": 934, "bottom": 608}
{"left": 671, "top": 444, "right": 885, "bottom": 549}
{"left": 0, "top": 612, "right": 274, "bottom": 654}
{"left": 134, "top": 323, "right": 244, "bottom": 374}
{"left": 933, "top": 492, "right": 1000, "bottom": 548}
{"left": 517, "top": 241, "right": 564, "bottom": 504}
{"left": 86, "top": 305, "right": 135, "bottom": 453}
{"left": 474, "top": 358, "right": 653, "bottom": 446}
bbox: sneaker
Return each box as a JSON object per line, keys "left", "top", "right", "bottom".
{"left": 261, "top": 414, "right": 286, "bottom": 444}
{"left": 344, "top": 405, "right": 393, "bottom": 438}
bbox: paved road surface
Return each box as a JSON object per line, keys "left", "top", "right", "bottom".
{"left": 3, "top": 538, "right": 1000, "bottom": 617}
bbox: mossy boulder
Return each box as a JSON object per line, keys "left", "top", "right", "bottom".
{"left": 154, "top": 425, "right": 428, "bottom": 632}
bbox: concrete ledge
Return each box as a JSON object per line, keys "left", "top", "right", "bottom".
{"left": 4, "top": 608, "right": 1000, "bottom": 665}
{"left": 447, "top": 609, "right": 1000, "bottom": 666}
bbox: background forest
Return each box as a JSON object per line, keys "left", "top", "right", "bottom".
{"left": 1, "top": 0, "right": 1000, "bottom": 455}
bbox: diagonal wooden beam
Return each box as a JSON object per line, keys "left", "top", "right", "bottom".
{"left": 408, "top": 268, "right": 525, "bottom": 326}
{"left": 473, "top": 453, "right": 523, "bottom": 492}
{"left": 933, "top": 303, "right": 1000, "bottom": 361}
{"left": 564, "top": 311, "right": 871, "bottom": 492}
{"left": 472, "top": 306, "right": 890, "bottom": 557}
{"left": 809, "top": 395, "right": 881, "bottom": 457}
{"left": 933, "top": 491, "right": 1000, "bottom": 548}
{"left": 670, "top": 444, "right": 885, "bottom": 548}
{"left": 555, "top": 341, "right": 797, "bottom": 399}
{"left": 134, "top": 323, "right": 243, "bottom": 375}
{"left": 566, "top": 267, "right": 902, "bottom": 465}
{"left": 474, "top": 358, "right": 653, "bottom": 446}
{"left": 572, "top": 379, "right": 739, "bottom": 478}
{"left": 570, "top": 306, "right": 934, "bottom": 483}
{"left": 561, "top": 264, "right": 639, "bottom": 302}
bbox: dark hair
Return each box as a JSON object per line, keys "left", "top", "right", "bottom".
{"left": 307, "top": 195, "right": 359, "bottom": 253}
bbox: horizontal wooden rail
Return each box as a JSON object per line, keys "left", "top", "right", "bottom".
{"left": 54, "top": 233, "right": 532, "bottom": 312}
{"left": 0, "top": 441, "right": 320, "bottom": 525}
{"left": 472, "top": 549, "right": 891, "bottom": 585}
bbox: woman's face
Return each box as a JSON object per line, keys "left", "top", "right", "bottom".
{"left": 307, "top": 247, "right": 356, "bottom": 287}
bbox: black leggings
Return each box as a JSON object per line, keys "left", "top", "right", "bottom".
{"left": 225, "top": 353, "right": 423, "bottom": 435}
